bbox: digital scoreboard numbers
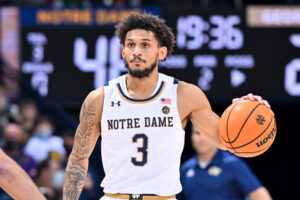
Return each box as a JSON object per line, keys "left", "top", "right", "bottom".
{"left": 161, "top": 7, "right": 300, "bottom": 102}
{"left": 21, "top": 7, "right": 155, "bottom": 100}
{"left": 20, "top": 7, "right": 300, "bottom": 103}
{"left": 169, "top": 12, "right": 251, "bottom": 92}
{"left": 21, "top": 27, "right": 126, "bottom": 99}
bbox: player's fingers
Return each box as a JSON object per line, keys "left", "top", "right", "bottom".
{"left": 233, "top": 93, "right": 255, "bottom": 103}
{"left": 263, "top": 100, "right": 275, "bottom": 116}
{"left": 262, "top": 100, "right": 270, "bottom": 108}
{"left": 254, "top": 95, "right": 263, "bottom": 104}
{"left": 247, "top": 93, "right": 255, "bottom": 100}
{"left": 232, "top": 98, "right": 240, "bottom": 103}
{"left": 241, "top": 93, "right": 254, "bottom": 101}
{"left": 262, "top": 100, "right": 275, "bottom": 116}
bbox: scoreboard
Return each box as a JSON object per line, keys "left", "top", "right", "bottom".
{"left": 20, "top": 6, "right": 300, "bottom": 104}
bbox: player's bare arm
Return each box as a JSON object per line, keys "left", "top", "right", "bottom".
{"left": 0, "top": 149, "right": 46, "bottom": 200}
{"left": 177, "top": 81, "right": 225, "bottom": 150}
{"left": 63, "top": 87, "right": 104, "bottom": 200}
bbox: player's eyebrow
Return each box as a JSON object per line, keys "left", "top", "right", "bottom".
{"left": 125, "top": 38, "right": 151, "bottom": 42}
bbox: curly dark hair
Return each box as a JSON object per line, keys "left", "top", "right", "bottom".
{"left": 115, "top": 13, "right": 175, "bottom": 57}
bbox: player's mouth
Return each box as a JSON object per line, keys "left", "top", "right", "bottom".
{"left": 130, "top": 57, "right": 146, "bottom": 64}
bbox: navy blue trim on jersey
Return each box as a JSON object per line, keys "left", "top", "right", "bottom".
{"left": 116, "top": 81, "right": 165, "bottom": 103}
{"left": 173, "top": 78, "right": 179, "bottom": 84}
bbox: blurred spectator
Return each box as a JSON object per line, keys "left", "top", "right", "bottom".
{"left": 62, "top": 129, "right": 74, "bottom": 160}
{"left": 24, "top": 115, "right": 66, "bottom": 163}
{"left": 36, "top": 157, "right": 97, "bottom": 200}
{"left": 80, "top": 172, "right": 98, "bottom": 200}
{"left": 36, "top": 159, "right": 61, "bottom": 200}
{"left": 0, "top": 123, "right": 38, "bottom": 200}
{"left": 60, "top": 130, "right": 98, "bottom": 199}
{"left": 0, "top": 84, "right": 19, "bottom": 135}
{"left": 49, "top": 158, "right": 64, "bottom": 193}
{"left": 0, "top": 85, "right": 10, "bottom": 133}
{"left": 15, "top": 99, "right": 39, "bottom": 134}
{"left": 2, "top": 123, "right": 37, "bottom": 179}
{"left": 177, "top": 127, "right": 272, "bottom": 200}
{"left": 0, "top": 59, "right": 20, "bottom": 100}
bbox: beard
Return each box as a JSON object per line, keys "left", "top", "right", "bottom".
{"left": 124, "top": 55, "right": 158, "bottom": 78}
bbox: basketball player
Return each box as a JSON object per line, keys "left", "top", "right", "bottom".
{"left": 178, "top": 127, "right": 272, "bottom": 200}
{"left": 63, "top": 13, "right": 273, "bottom": 200}
{"left": 0, "top": 148, "right": 46, "bottom": 200}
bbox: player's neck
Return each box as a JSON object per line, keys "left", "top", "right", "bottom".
{"left": 197, "top": 147, "right": 218, "bottom": 163}
{"left": 125, "top": 70, "right": 159, "bottom": 99}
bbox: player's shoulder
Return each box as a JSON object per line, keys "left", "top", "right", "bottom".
{"left": 86, "top": 87, "right": 104, "bottom": 102}
{"left": 177, "top": 81, "right": 205, "bottom": 97}
{"left": 81, "top": 87, "right": 105, "bottom": 115}
{"left": 177, "top": 80, "right": 197, "bottom": 90}
{"left": 181, "top": 156, "right": 198, "bottom": 171}
{"left": 177, "top": 81, "right": 209, "bottom": 110}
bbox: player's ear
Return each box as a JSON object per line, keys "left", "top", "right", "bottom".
{"left": 121, "top": 46, "right": 125, "bottom": 59}
{"left": 158, "top": 46, "right": 167, "bottom": 61}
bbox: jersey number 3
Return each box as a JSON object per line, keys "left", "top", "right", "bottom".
{"left": 131, "top": 133, "right": 148, "bottom": 166}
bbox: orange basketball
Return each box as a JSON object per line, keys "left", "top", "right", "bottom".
{"left": 219, "top": 100, "right": 277, "bottom": 157}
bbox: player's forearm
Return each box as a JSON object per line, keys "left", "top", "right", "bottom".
{"left": 0, "top": 151, "right": 46, "bottom": 200}
{"left": 63, "top": 153, "right": 89, "bottom": 200}
{"left": 63, "top": 91, "right": 101, "bottom": 200}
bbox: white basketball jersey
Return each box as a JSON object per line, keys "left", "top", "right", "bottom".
{"left": 100, "top": 73, "right": 185, "bottom": 196}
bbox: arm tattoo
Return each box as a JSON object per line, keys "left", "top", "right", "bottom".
{"left": 63, "top": 101, "right": 96, "bottom": 200}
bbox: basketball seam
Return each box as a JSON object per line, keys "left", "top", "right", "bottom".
{"left": 226, "top": 116, "right": 274, "bottom": 150}
{"left": 233, "top": 142, "right": 272, "bottom": 154}
{"left": 227, "top": 103, "right": 261, "bottom": 144}
{"left": 226, "top": 102, "right": 240, "bottom": 156}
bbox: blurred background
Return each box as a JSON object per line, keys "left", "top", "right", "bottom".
{"left": 0, "top": 0, "right": 300, "bottom": 199}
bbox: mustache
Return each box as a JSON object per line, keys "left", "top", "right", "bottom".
{"left": 130, "top": 57, "right": 146, "bottom": 63}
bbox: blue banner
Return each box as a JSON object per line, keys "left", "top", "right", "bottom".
{"left": 21, "top": 7, "right": 161, "bottom": 27}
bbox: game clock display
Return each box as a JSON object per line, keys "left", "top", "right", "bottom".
{"left": 21, "top": 7, "right": 300, "bottom": 104}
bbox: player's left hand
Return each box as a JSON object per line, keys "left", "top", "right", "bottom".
{"left": 232, "top": 93, "right": 274, "bottom": 115}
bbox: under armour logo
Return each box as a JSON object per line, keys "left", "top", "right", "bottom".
{"left": 130, "top": 194, "right": 142, "bottom": 200}
{"left": 111, "top": 101, "right": 121, "bottom": 107}
{"left": 256, "top": 115, "right": 266, "bottom": 125}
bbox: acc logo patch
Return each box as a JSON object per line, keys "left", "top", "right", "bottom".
{"left": 162, "top": 106, "right": 170, "bottom": 114}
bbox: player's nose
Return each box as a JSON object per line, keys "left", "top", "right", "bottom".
{"left": 133, "top": 46, "right": 142, "bottom": 56}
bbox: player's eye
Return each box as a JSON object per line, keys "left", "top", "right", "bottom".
{"left": 142, "top": 43, "right": 149, "bottom": 48}
{"left": 127, "top": 43, "right": 135, "bottom": 48}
